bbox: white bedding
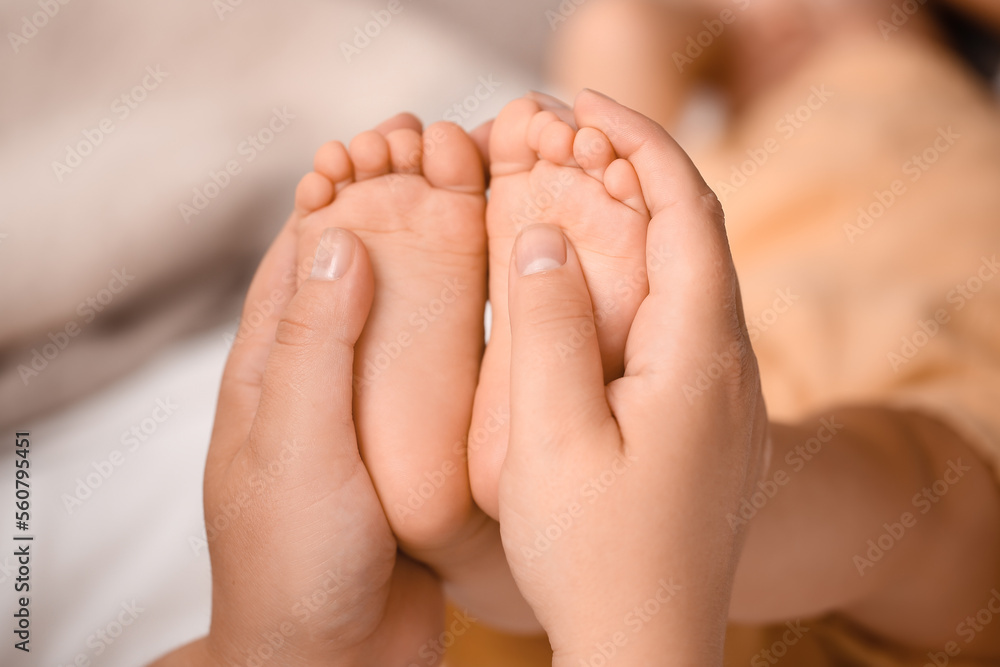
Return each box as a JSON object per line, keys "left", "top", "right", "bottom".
{"left": 1, "top": 326, "right": 223, "bottom": 665}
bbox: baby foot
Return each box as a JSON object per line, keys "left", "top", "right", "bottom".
{"left": 291, "top": 115, "right": 540, "bottom": 633}
{"left": 470, "top": 93, "right": 651, "bottom": 517}
{"left": 291, "top": 114, "right": 487, "bottom": 552}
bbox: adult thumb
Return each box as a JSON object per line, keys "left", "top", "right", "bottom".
{"left": 507, "top": 224, "right": 611, "bottom": 457}
{"left": 250, "top": 227, "right": 374, "bottom": 467}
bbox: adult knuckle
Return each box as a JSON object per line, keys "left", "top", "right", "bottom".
{"left": 273, "top": 313, "right": 319, "bottom": 350}
{"left": 521, "top": 287, "right": 593, "bottom": 330}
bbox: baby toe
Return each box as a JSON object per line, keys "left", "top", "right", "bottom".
{"left": 574, "top": 127, "right": 616, "bottom": 181}
{"left": 349, "top": 130, "right": 391, "bottom": 181}
{"left": 538, "top": 120, "right": 578, "bottom": 168}
{"left": 604, "top": 158, "right": 648, "bottom": 215}
{"left": 421, "top": 121, "right": 485, "bottom": 195}
{"left": 313, "top": 140, "right": 354, "bottom": 191}
{"left": 294, "top": 171, "right": 335, "bottom": 218}
{"left": 490, "top": 97, "right": 542, "bottom": 178}
{"left": 386, "top": 128, "right": 424, "bottom": 175}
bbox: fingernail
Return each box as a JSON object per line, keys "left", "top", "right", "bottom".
{"left": 527, "top": 90, "right": 571, "bottom": 110}
{"left": 583, "top": 88, "right": 618, "bottom": 103}
{"left": 527, "top": 91, "right": 578, "bottom": 129}
{"left": 310, "top": 228, "right": 356, "bottom": 281}
{"left": 516, "top": 224, "right": 567, "bottom": 276}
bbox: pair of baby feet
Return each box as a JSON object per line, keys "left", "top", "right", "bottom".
{"left": 289, "top": 90, "right": 655, "bottom": 631}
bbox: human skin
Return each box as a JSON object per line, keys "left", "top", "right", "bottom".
{"left": 551, "top": 0, "right": 1000, "bottom": 657}
{"left": 151, "top": 220, "right": 445, "bottom": 667}
{"left": 495, "top": 90, "right": 772, "bottom": 665}
{"left": 151, "top": 90, "right": 775, "bottom": 665}
{"left": 149, "top": 126, "right": 765, "bottom": 663}
{"left": 287, "top": 113, "right": 539, "bottom": 634}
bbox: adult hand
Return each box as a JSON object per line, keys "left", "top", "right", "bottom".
{"left": 154, "top": 221, "right": 443, "bottom": 666}
{"left": 498, "top": 91, "right": 769, "bottom": 667}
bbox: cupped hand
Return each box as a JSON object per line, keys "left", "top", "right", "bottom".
{"left": 156, "top": 221, "right": 443, "bottom": 666}
{"left": 497, "top": 92, "right": 770, "bottom": 666}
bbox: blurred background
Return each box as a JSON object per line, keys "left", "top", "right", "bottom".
{"left": 1, "top": 0, "right": 998, "bottom": 664}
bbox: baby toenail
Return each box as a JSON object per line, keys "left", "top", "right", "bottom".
{"left": 516, "top": 224, "right": 567, "bottom": 276}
